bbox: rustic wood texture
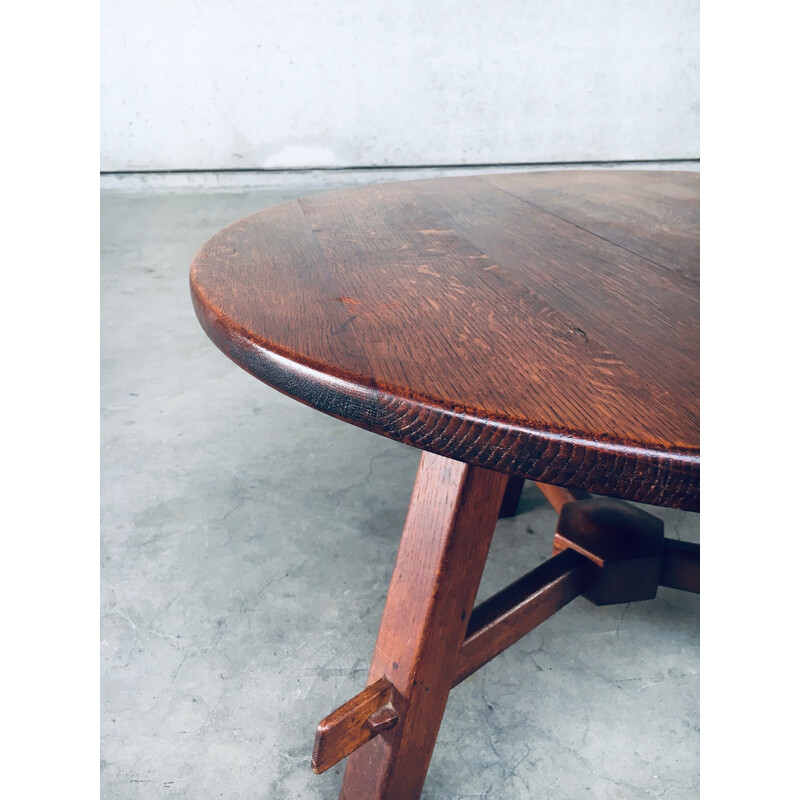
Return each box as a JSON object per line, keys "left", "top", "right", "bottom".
{"left": 453, "top": 548, "right": 586, "bottom": 686}
{"left": 338, "top": 452, "right": 509, "bottom": 800}
{"left": 191, "top": 170, "right": 700, "bottom": 511}
{"left": 312, "top": 677, "right": 397, "bottom": 775}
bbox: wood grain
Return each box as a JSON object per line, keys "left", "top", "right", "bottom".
{"left": 338, "top": 452, "right": 509, "bottom": 800}
{"left": 312, "top": 677, "right": 397, "bottom": 774}
{"left": 453, "top": 548, "right": 586, "bottom": 686}
{"left": 191, "top": 170, "right": 699, "bottom": 510}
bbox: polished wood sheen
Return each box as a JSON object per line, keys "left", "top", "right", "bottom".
{"left": 191, "top": 170, "right": 699, "bottom": 510}
{"left": 339, "top": 452, "right": 509, "bottom": 800}
{"left": 312, "top": 677, "right": 398, "bottom": 775}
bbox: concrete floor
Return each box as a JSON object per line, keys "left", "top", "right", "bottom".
{"left": 100, "top": 174, "right": 699, "bottom": 800}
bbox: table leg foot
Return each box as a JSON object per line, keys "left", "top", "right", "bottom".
{"left": 337, "top": 452, "right": 508, "bottom": 800}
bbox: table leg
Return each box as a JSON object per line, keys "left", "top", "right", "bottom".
{"left": 338, "top": 451, "right": 509, "bottom": 800}
{"left": 498, "top": 478, "right": 591, "bottom": 519}
{"left": 497, "top": 476, "right": 525, "bottom": 517}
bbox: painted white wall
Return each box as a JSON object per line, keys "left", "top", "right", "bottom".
{"left": 101, "top": 1, "right": 699, "bottom": 172}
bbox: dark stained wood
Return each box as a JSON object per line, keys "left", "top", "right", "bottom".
{"left": 535, "top": 481, "right": 591, "bottom": 512}
{"left": 312, "top": 677, "right": 397, "bottom": 775}
{"left": 498, "top": 476, "right": 525, "bottom": 517}
{"left": 484, "top": 170, "right": 699, "bottom": 280}
{"left": 338, "top": 452, "right": 509, "bottom": 800}
{"left": 366, "top": 706, "right": 399, "bottom": 733}
{"left": 453, "top": 548, "right": 586, "bottom": 686}
{"left": 190, "top": 170, "right": 700, "bottom": 511}
{"left": 554, "top": 499, "right": 665, "bottom": 605}
{"left": 313, "top": 490, "right": 699, "bottom": 791}
{"left": 660, "top": 538, "right": 700, "bottom": 593}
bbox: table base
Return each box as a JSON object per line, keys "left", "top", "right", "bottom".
{"left": 311, "top": 452, "right": 699, "bottom": 799}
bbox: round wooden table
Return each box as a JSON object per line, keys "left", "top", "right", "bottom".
{"left": 191, "top": 170, "right": 699, "bottom": 799}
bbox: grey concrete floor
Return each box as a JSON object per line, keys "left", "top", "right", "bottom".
{"left": 101, "top": 176, "right": 699, "bottom": 800}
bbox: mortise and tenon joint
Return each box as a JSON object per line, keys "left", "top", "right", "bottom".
{"left": 312, "top": 483, "right": 699, "bottom": 780}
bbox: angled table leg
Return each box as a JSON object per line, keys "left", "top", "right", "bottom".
{"left": 498, "top": 476, "right": 525, "bottom": 517}
{"left": 498, "top": 477, "right": 591, "bottom": 520}
{"left": 338, "top": 451, "right": 509, "bottom": 800}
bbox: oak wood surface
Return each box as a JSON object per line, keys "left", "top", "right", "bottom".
{"left": 312, "top": 677, "right": 397, "bottom": 775}
{"left": 454, "top": 547, "right": 586, "bottom": 686}
{"left": 338, "top": 452, "right": 509, "bottom": 800}
{"left": 191, "top": 170, "right": 699, "bottom": 510}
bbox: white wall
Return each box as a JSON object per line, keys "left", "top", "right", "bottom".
{"left": 101, "top": 1, "right": 699, "bottom": 172}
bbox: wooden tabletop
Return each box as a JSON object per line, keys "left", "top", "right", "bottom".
{"left": 191, "top": 171, "right": 699, "bottom": 511}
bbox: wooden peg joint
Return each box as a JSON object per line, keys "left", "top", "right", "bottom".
{"left": 312, "top": 677, "right": 399, "bottom": 774}
{"left": 312, "top": 493, "right": 698, "bottom": 781}
{"left": 315, "top": 500, "right": 700, "bottom": 775}
{"left": 366, "top": 705, "right": 399, "bottom": 733}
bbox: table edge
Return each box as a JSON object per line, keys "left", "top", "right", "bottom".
{"left": 191, "top": 272, "right": 699, "bottom": 512}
